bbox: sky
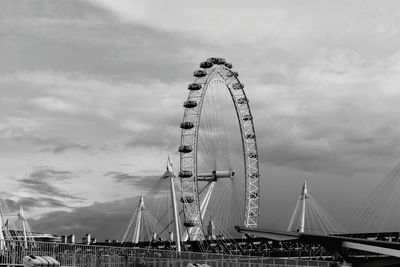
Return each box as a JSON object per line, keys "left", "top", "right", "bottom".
{"left": 2, "top": 0, "right": 400, "bottom": 241}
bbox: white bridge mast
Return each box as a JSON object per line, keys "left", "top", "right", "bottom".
{"left": 132, "top": 196, "right": 144, "bottom": 243}
{"left": 299, "top": 181, "right": 307, "bottom": 233}
{"left": 166, "top": 156, "right": 181, "bottom": 252}
{"left": 160, "top": 156, "right": 182, "bottom": 251}
{"left": 287, "top": 181, "right": 308, "bottom": 233}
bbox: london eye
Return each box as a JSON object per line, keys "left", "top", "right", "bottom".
{"left": 179, "top": 57, "right": 260, "bottom": 241}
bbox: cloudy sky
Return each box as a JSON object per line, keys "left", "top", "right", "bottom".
{"left": 2, "top": 0, "right": 400, "bottom": 240}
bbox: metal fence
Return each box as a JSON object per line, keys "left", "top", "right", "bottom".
{"left": 0, "top": 239, "right": 335, "bottom": 267}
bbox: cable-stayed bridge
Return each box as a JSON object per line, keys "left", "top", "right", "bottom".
{"left": 2, "top": 58, "right": 400, "bottom": 267}
{"left": 106, "top": 58, "right": 400, "bottom": 266}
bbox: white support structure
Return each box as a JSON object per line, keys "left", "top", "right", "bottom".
{"left": 132, "top": 196, "right": 144, "bottom": 244}
{"left": 287, "top": 181, "right": 346, "bottom": 235}
{"left": 207, "top": 219, "right": 216, "bottom": 240}
{"left": 0, "top": 202, "right": 35, "bottom": 246}
{"left": 299, "top": 181, "right": 307, "bottom": 233}
{"left": 166, "top": 157, "right": 181, "bottom": 252}
{"left": 182, "top": 182, "right": 215, "bottom": 241}
{"left": 200, "top": 182, "right": 215, "bottom": 220}
{"left": 287, "top": 200, "right": 300, "bottom": 232}
{"left": 0, "top": 210, "right": 4, "bottom": 251}
{"left": 18, "top": 206, "right": 28, "bottom": 248}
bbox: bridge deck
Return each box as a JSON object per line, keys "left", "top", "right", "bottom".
{"left": 0, "top": 239, "right": 334, "bottom": 267}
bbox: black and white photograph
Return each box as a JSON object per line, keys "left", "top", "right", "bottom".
{"left": 1, "top": 1, "right": 400, "bottom": 266}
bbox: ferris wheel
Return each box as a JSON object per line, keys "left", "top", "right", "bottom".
{"left": 178, "top": 57, "right": 260, "bottom": 241}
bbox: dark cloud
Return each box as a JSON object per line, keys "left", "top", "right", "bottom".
{"left": 248, "top": 77, "right": 400, "bottom": 177}
{"left": 257, "top": 128, "right": 400, "bottom": 177}
{"left": 30, "top": 197, "right": 138, "bottom": 241}
{"left": 2, "top": 0, "right": 400, "bottom": 237}
{"left": 124, "top": 130, "right": 178, "bottom": 151}
{"left": 0, "top": 0, "right": 110, "bottom": 21}
{"left": 4, "top": 197, "right": 70, "bottom": 211}
{"left": 18, "top": 178, "right": 83, "bottom": 200}
{"left": 122, "top": 109, "right": 182, "bottom": 151}
{"left": 0, "top": 0, "right": 206, "bottom": 83}
{"left": 17, "top": 167, "right": 85, "bottom": 201}
{"left": 29, "top": 168, "right": 76, "bottom": 181}
{"left": 105, "top": 172, "right": 160, "bottom": 190}
{"left": 0, "top": 126, "right": 92, "bottom": 154}
{"left": 45, "top": 143, "right": 87, "bottom": 154}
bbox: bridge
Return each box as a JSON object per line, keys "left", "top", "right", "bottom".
{"left": 2, "top": 58, "right": 400, "bottom": 267}
{"left": 96, "top": 58, "right": 400, "bottom": 266}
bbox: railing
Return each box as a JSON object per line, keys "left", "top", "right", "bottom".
{"left": 0, "top": 239, "right": 335, "bottom": 267}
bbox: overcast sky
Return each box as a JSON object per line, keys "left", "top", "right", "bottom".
{"left": 2, "top": 0, "right": 400, "bottom": 240}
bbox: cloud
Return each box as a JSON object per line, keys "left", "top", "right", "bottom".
{"left": 29, "top": 167, "right": 76, "bottom": 181}
{"left": 0, "top": 125, "right": 91, "bottom": 154}
{"left": 82, "top": 0, "right": 302, "bottom": 43}
{"left": 251, "top": 48, "right": 400, "bottom": 176}
{"left": 2, "top": 0, "right": 400, "bottom": 233}
{"left": 30, "top": 197, "right": 138, "bottom": 240}
{"left": 105, "top": 172, "right": 160, "bottom": 190}
{"left": 82, "top": 0, "right": 400, "bottom": 50}
{"left": 0, "top": 0, "right": 109, "bottom": 21}
{"left": 29, "top": 96, "right": 82, "bottom": 114}
{"left": 17, "top": 167, "right": 85, "bottom": 201}
{"left": 124, "top": 128, "right": 179, "bottom": 151}
{"left": 4, "top": 197, "right": 70, "bottom": 212}
{"left": 18, "top": 178, "right": 83, "bottom": 200}
{"left": 0, "top": 70, "right": 185, "bottom": 153}
{"left": 0, "top": 0, "right": 205, "bottom": 83}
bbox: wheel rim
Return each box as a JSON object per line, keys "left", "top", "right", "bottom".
{"left": 179, "top": 58, "right": 260, "bottom": 241}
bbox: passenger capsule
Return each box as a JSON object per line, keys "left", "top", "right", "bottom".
{"left": 183, "top": 100, "right": 197, "bottom": 108}
{"left": 242, "top": 114, "right": 252, "bottom": 121}
{"left": 237, "top": 97, "right": 247, "bottom": 104}
{"left": 179, "top": 170, "right": 193, "bottom": 178}
{"left": 180, "top": 121, "right": 194, "bottom": 129}
{"left": 207, "top": 57, "right": 219, "bottom": 64}
{"left": 193, "top": 70, "right": 207, "bottom": 77}
{"left": 200, "top": 61, "right": 213, "bottom": 69}
{"left": 178, "top": 145, "right": 193, "bottom": 153}
{"left": 245, "top": 133, "right": 255, "bottom": 139}
{"left": 224, "top": 62, "right": 233, "bottom": 69}
{"left": 248, "top": 152, "right": 258, "bottom": 158}
{"left": 227, "top": 71, "right": 239, "bottom": 78}
{"left": 188, "top": 83, "right": 202, "bottom": 90}
{"left": 180, "top": 194, "right": 195, "bottom": 203}
{"left": 215, "top": 58, "right": 226, "bottom": 65}
{"left": 232, "top": 82, "right": 244, "bottom": 90}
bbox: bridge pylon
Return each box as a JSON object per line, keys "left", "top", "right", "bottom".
{"left": 287, "top": 181, "right": 346, "bottom": 235}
